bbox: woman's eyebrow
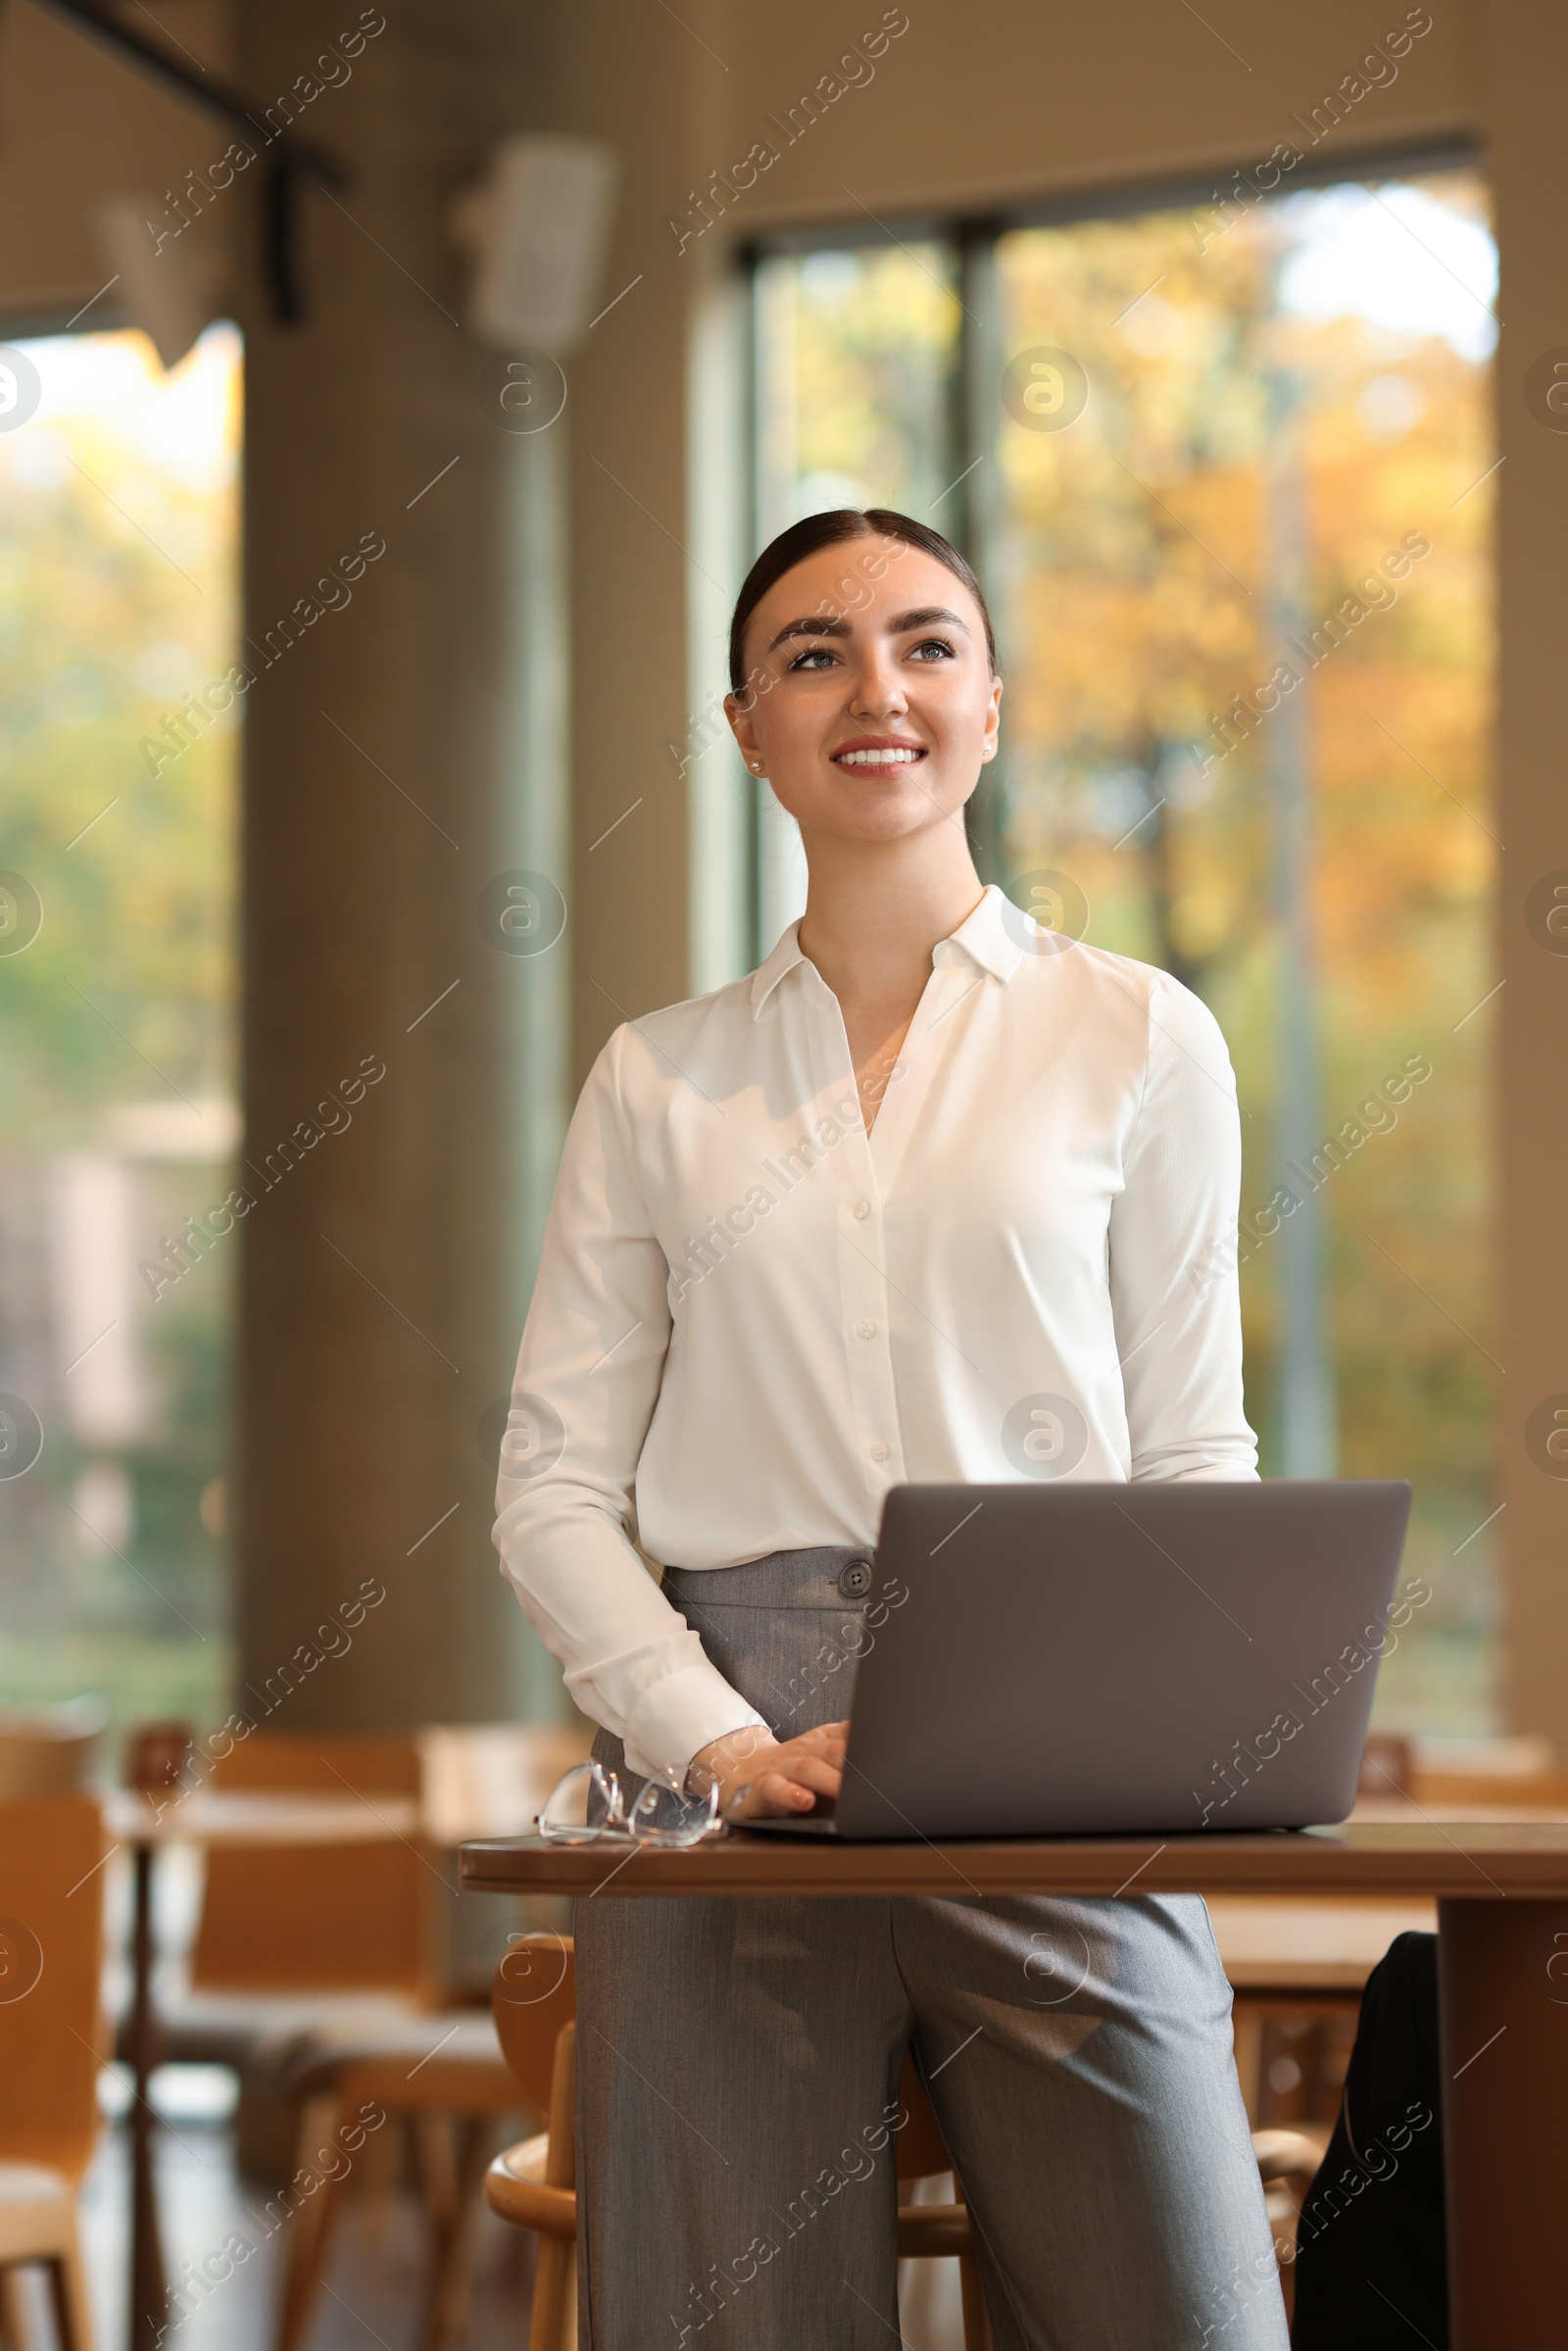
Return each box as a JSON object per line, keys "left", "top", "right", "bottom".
{"left": 888, "top": 606, "right": 969, "bottom": 634}
{"left": 765, "top": 614, "right": 854, "bottom": 653}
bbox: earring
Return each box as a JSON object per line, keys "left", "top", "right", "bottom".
{"left": 750, "top": 761, "right": 762, "bottom": 773}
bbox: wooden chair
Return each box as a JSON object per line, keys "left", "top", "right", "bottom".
{"left": 136, "top": 1732, "right": 443, "bottom": 2349}
{"left": 146, "top": 1728, "right": 442, "bottom": 2185}
{"left": 0, "top": 1703, "right": 104, "bottom": 1802}
{"left": 482, "top": 1937, "right": 994, "bottom": 2351}
{"left": 271, "top": 2011, "right": 529, "bottom": 2351}
{"left": 189, "top": 1732, "right": 438, "bottom": 2005}
{"left": 172, "top": 1723, "right": 591, "bottom": 2037}
{"left": 261, "top": 1727, "right": 587, "bottom": 2351}
{"left": 0, "top": 1795, "right": 109, "bottom": 2351}
{"left": 140, "top": 1724, "right": 581, "bottom": 2351}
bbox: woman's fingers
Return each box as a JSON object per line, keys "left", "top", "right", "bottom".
{"left": 747, "top": 1771, "right": 822, "bottom": 1817}
{"left": 780, "top": 1753, "right": 842, "bottom": 1799}
{"left": 738, "top": 1756, "right": 843, "bottom": 1818}
{"left": 715, "top": 1720, "right": 852, "bottom": 1817}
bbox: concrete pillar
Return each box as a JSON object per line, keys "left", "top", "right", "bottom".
{"left": 232, "top": 2, "right": 565, "bottom": 1726}
{"left": 550, "top": 4, "right": 731, "bottom": 1076}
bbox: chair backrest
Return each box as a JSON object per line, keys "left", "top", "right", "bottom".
{"left": 491, "top": 1935, "right": 577, "bottom": 2113}
{"left": 191, "top": 1731, "right": 436, "bottom": 1997}
{"left": 0, "top": 1701, "right": 104, "bottom": 1801}
{"left": 0, "top": 1796, "right": 106, "bottom": 2182}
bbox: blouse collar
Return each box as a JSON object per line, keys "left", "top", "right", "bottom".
{"left": 749, "top": 884, "right": 1023, "bottom": 1020}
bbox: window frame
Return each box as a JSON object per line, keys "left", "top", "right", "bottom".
{"left": 736, "top": 134, "right": 1480, "bottom": 962}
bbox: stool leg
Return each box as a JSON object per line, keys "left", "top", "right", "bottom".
{"left": 561, "top": 2247, "right": 577, "bottom": 2351}
{"left": 532, "top": 2023, "right": 576, "bottom": 2351}
{"left": 527, "top": 2240, "right": 574, "bottom": 2351}
{"left": 273, "top": 2096, "right": 348, "bottom": 2351}
{"left": 0, "top": 2266, "right": 30, "bottom": 2351}
{"left": 418, "top": 2121, "right": 505, "bottom": 2351}
{"left": 48, "top": 2236, "right": 97, "bottom": 2351}
{"left": 416, "top": 2120, "right": 460, "bottom": 2233}
{"left": 274, "top": 2173, "right": 351, "bottom": 2351}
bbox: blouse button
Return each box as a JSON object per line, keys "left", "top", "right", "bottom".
{"left": 853, "top": 1200, "right": 872, "bottom": 1221}
{"left": 856, "top": 1321, "right": 875, "bottom": 1341}
{"left": 868, "top": 1442, "right": 890, "bottom": 1463}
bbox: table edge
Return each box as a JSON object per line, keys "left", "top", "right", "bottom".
{"left": 458, "top": 1829, "right": 1568, "bottom": 1902}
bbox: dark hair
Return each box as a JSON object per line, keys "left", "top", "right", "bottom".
{"left": 727, "top": 507, "right": 998, "bottom": 695}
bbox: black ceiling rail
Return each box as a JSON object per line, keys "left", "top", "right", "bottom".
{"left": 27, "top": 0, "right": 349, "bottom": 323}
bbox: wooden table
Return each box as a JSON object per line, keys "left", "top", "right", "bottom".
{"left": 461, "top": 1819, "right": 1568, "bottom": 2348}
{"left": 104, "top": 1789, "right": 420, "bottom": 2351}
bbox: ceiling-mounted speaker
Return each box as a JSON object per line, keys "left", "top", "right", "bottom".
{"left": 450, "top": 134, "right": 619, "bottom": 355}
{"left": 94, "top": 196, "right": 229, "bottom": 370}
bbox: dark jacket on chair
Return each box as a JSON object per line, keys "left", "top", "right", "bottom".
{"left": 1291, "top": 1930, "right": 1446, "bottom": 2349}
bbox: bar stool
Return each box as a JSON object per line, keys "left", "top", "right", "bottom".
{"left": 482, "top": 1936, "right": 995, "bottom": 2351}
{"left": 479, "top": 1938, "right": 578, "bottom": 2351}
{"left": 483, "top": 1935, "right": 1328, "bottom": 2348}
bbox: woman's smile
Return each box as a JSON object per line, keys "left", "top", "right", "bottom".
{"left": 829, "top": 735, "right": 928, "bottom": 772}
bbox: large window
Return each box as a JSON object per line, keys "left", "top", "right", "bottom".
{"left": 0, "top": 323, "right": 241, "bottom": 1746}
{"left": 750, "top": 163, "right": 1496, "bottom": 1735}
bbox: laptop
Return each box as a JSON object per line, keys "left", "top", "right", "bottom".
{"left": 748, "top": 1480, "right": 1412, "bottom": 1840}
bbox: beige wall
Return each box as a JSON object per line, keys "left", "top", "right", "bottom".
{"left": 710, "top": 2, "right": 1469, "bottom": 227}
{"left": 3, "top": 0, "right": 1562, "bottom": 1746}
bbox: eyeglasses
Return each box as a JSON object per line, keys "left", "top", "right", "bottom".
{"left": 536, "top": 1759, "right": 722, "bottom": 1848}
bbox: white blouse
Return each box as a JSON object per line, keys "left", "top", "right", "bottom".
{"left": 493, "top": 885, "right": 1256, "bottom": 1780}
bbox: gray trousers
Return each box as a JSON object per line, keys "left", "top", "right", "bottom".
{"left": 574, "top": 1548, "right": 1288, "bottom": 2351}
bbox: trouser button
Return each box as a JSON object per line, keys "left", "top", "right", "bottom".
{"left": 838, "top": 1558, "right": 873, "bottom": 1599}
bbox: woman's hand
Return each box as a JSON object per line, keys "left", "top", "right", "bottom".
{"left": 687, "top": 1721, "right": 849, "bottom": 1822}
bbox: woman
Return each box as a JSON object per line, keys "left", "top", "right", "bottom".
{"left": 494, "top": 510, "right": 1286, "bottom": 2349}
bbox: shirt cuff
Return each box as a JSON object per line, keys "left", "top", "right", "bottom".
{"left": 618, "top": 1662, "right": 767, "bottom": 1783}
